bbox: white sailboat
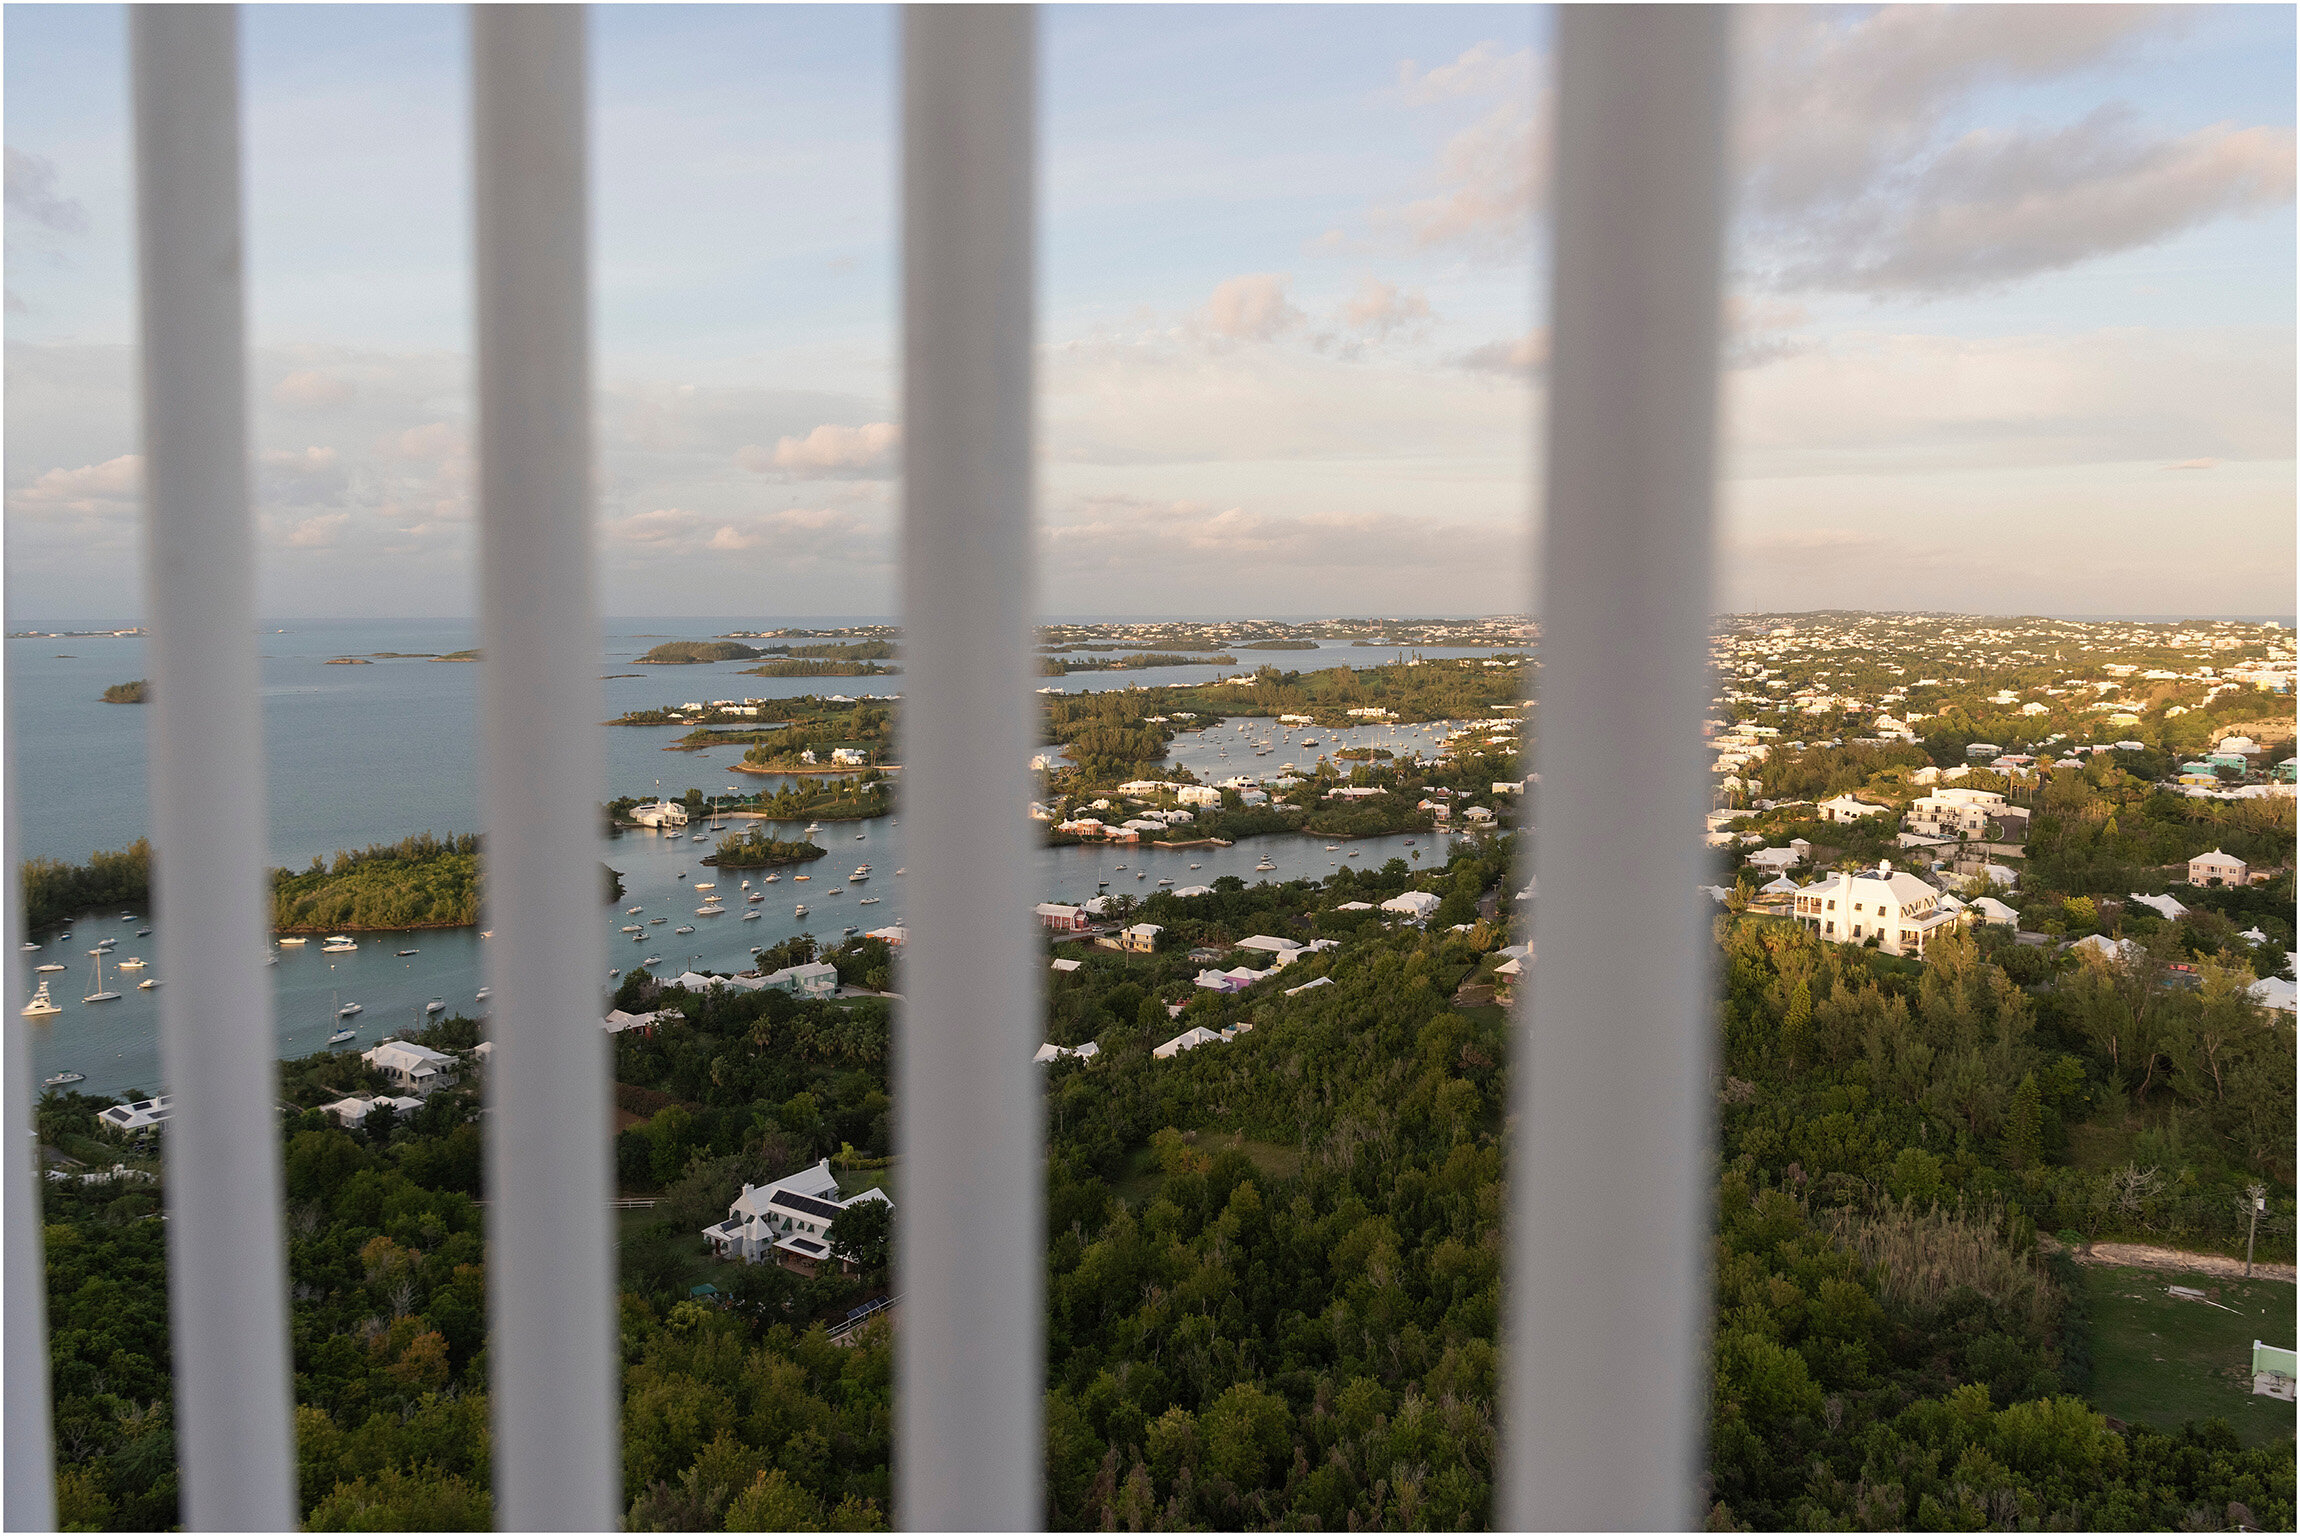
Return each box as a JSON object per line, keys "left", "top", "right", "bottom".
{"left": 82, "top": 953, "right": 120, "bottom": 1004}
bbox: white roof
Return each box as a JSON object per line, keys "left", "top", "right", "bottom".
{"left": 604, "top": 1008, "right": 665, "bottom": 1033}
{"left": 362, "top": 1040, "right": 456, "bottom": 1076}
{"left": 2127, "top": 892, "right": 2189, "bottom": 921}
{"left": 1283, "top": 975, "right": 1334, "bottom": 996}
{"left": 1379, "top": 890, "right": 1441, "bottom": 916}
{"left": 1234, "top": 934, "right": 1302, "bottom": 953}
{"left": 1334, "top": 900, "right": 1374, "bottom": 911}
{"left": 1050, "top": 957, "right": 1082, "bottom": 972}
{"left": 2248, "top": 976, "right": 2297, "bottom": 1013}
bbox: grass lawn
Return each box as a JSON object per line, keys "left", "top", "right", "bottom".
{"left": 2081, "top": 1262, "right": 2297, "bottom": 1448}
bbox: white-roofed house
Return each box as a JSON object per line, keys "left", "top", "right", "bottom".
{"left": 1234, "top": 935, "right": 1302, "bottom": 956}
{"left": 1035, "top": 902, "right": 1091, "bottom": 932}
{"left": 1789, "top": 862, "right": 1955, "bottom": 958}
{"left": 1119, "top": 923, "right": 1163, "bottom": 954}
{"left": 361, "top": 1039, "right": 459, "bottom": 1094}
{"left": 2189, "top": 849, "right": 2250, "bottom": 887}
{"left": 1744, "top": 846, "right": 1802, "bottom": 876}
{"left": 604, "top": 1008, "right": 668, "bottom": 1036}
{"left": 2127, "top": 892, "right": 2190, "bottom": 922}
{"left": 760, "top": 961, "right": 841, "bottom": 999}
{"left": 1816, "top": 794, "right": 1891, "bottom": 824}
{"left": 1379, "top": 890, "right": 1442, "bottom": 920}
{"left": 326, "top": 1094, "right": 424, "bottom": 1130}
{"left": 1153, "top": 1026, "right": 1225, "bottom": 1059}
{"left": 700, "top": 1157, "right": 893, "bottom": 1276}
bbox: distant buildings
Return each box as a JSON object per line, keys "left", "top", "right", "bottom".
{"left": 629, "top": 799, "right": 690, "bottom": 828}
{"left": 362, "top": 1040, "right": 459, "bottom": 1094}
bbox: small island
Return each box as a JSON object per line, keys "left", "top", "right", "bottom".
{"left": 100, "top": 680, "right": 148, "bottom": 704}
{"left": 636, "top": 640, "right": 764, "bottom": 664}
{"left": 699, "top": 830, "right": 830, "bottom": 869}
{"left": 271, "top": 833, "right": 479, "bottom": 932}
{"left": 324, "top": 657, "right": 373, "bottom": 665}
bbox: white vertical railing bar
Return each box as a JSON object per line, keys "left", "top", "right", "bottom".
{"left": 4, "top": 752, "right": 58, "bottom": 1532}
{"left": 472, "top": 7, "right": 618, "bottom": 1529}
{"left": 1506, "top": 7, "right": 1731, "bottom": 1530}
{"left": 895, "top": 6, "right": 1043, "bottom": 1528}
{"left": 130, "top": 7, "right": 301, "bottom": 1529}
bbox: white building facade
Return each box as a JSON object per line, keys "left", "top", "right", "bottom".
{"left": 1791, "top": 862, "right": 1956, "bottom": 957}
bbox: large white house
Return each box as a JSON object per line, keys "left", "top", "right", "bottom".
{"left": 362, "top": 1039, "right": 459, "bottom": 1094}
{"left": 2189, "top": 849, "right": 2250, "bottom": 886}
{"left": 628, "top": 799, "right": 690, "bottom": 828}
{"left": 1905, "top": 787, "right": 2009, "bottom": 840}
{"left": 1815, "top": 794, "right": 1892, "bottom": 824}
{"left": 1790, "top": 862, "right": 1956, "bottom": 957}
{"left": 1379, "top": 890, "right": 1443, "bottom": 920}
{"left": 701, "top": 1158, "right": 892, "bottom": 1275}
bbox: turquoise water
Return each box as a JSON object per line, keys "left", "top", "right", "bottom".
{"left": 9, "top": 619, "right": 1490, "bottom": 1097}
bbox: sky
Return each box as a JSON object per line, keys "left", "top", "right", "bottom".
{"left": 4, "top": 3, "right": 2294, "bottom": 622}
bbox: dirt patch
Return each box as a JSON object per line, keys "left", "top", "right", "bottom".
{"left": 2049, "top": 1236, "right": 2296, "bottom": 1284}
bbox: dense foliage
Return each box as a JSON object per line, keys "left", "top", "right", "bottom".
{"left": 639, "top": 641, "right": 766, "bottom": 664}
{"left": 705, "top": 832, "right": 830, "bottom": 869}
{"left": 22, "top": 840, "right": 152, "bottom": 931}
{"left": 270, "top": 833, "right": 481, "bottom": 932}
{"left": 99, "top": 680, "right": 147, "bottom": 704}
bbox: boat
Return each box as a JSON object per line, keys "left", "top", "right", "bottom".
{"left": 476, "top": 987, "right": 493, "bottom": 1001}
{"left": 480, "top": 930, "right": 494, "bottom": 938}
{"left": 17, "top": 943, "right": 35, "bottom": 952}
{"left": 397, "top": 948, "right": 419, "bottom": 957}
{"left": 137, "top": 978, "right": 160, "bottom": 990}
{"left": 337, "top": 1002, "right": 362, "bottom": 1018}
{"left": 22, "top": 982, "right": 62, "bottom": 1020}
{"left": 761, "top": 874, "right": 779, "bottom": 884}
{"left": 95, "top": 938, "right": 116, "bottom": 951}
{"left": 697, "top": 906, "right": 723, "bottom": 917}
{"left": 1325, "top": 845, "right": 1340, "bottom": 852}
{"left": 1255, "top": 858, "right": 1276, "bottom": 871}
{"left": 327, "top": 1027, "right": 358, "bottom": 1047}
{"left": 828, "top": 888, "right": 844, "bottom": 895}
{"left": 793, "top": 874, "right": 810, "bottom": 882}
{"left": 858, "top": 896, "right": 879, "bottom": 905}
{"left": 1114, "top": 864, "right": 1126, "bottom": 871}
{"left": 804, "top": 822, "right": 820, "bottom": 834}
{"left": 322, "top": 938, "right": 357, "bottom": 954}
{"left": 650, "top": 917, "right": 665, "bottom": 925}
{"left": 855, "top": 834, "right": 866, "bottom": 841}
{"left": 137, "top": 929, "right": 151, "bottom": 937}
{"left": 793, "top": 904, "right": 809, "bottom": 917}
{"left": 279, "top": 936, "right": 308, "bottom": 946}
{"left": 850, "top": 870, "right": 870, "bottom": 883}
{"left": 425, "top": 1000, "right": 445, "bottom": 1013}
{"left": 1189, "top": 863, "right": 1201, "bottom": 870}
{"left": 740, "top": 879, "right": 751, "bottom": 889}
{"left": 626, "top": 906, "right": 644, "bottom": 914}
{"left": 747, "top": 893, "right": 765, "bottom": 904}
{"left": 1157, "top": 878, "right": 1172, "bottom": 886}
{"left": 674, "top": 925, "right": 695, "bottom": 935}
{"left": 842, "top": 926, "right": 858, "bottom": 937}
{"left": 643, "top": 957, "right": 662, "bottom": 967}
{"left": 622, "top": 925, "right": 643, "bottom": 934}
{"left": 1136, "top": 873, "right": 1146, "bottom": 881}
{"left": 116, "top": 957, "right": 147, "bottom": 970}
{"left": 742, "top": 910, "right": 761, "bottom": 921}
{"left": 41, "top": 1070, "right": 83, "bottom": 1088}
{"left": 608, "top": 969, "right": 621, "bottom": 978}
{"left": 83, "top": 953, "right": 120, "bottom": 1005}
{"left": 694, "top": 882, "right": 716, "bottom": 891}
{"left": 895, "top": 868, "right": 905, "bottom": 876}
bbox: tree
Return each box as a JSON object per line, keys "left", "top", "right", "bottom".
{"left": 827, "top": 1196, "right": 892, "bottom": 1273}
{"left": 2002, "top": 1073, "right": 2043, "bottom": 1169}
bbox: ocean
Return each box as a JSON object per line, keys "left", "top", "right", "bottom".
{"left": 9, "top": 619, "right": 1503, "bottom": 1096}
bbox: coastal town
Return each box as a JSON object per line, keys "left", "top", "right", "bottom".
{"left": 27, "top": 610, "right": 2299, "bottom": 1529}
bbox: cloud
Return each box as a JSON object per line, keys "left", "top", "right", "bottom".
{"left": 1196, "top": 274, "right": 1306, "bottom": 342}
{"left": 609, "top": 507, "right": 705, "bottom": 544}
{"left": 1771, "top": 109, "right": 2296, "bottom": 296}
{"left": 1046, "top": 495, "right": 1517, "bottom": 575}
{"left": 6, "top": 454, "right": 141, "bottom": 521}
{"left": 1341, "top": 276, "right": 1434, "bottom": 339}
{"left": 1458, "top": 330, "right": 1549, "bottom": 379}
{"left": 273, "top": 370, "right": 356, "bottom": 410}
{"left": 1383, "top": 97, "right": 1545, "bottom": 254}
{"left": 259, "top": 445, "right": 348, "bottom": 505}
{"left": 737, "top": 421, "right": 900, "bottom": 478}
{"left": 4, "top": 148, "right": 86, "bottom": 234}
{"left": 605, "top": 504, "right": 885, "bottom": 566}
{"left": 283, "top": 512, "right": 352, "bottom": 548}
{"left": 384, "top": 420, "right": 464, "bottom": 464}
{"left": 1396, "top": 40, "right": 1534, "bottom": 106}
{"left": 2165, "top": 458, "right": 2217, "bottom": 470}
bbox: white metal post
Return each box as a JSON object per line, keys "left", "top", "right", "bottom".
{"left": 895, "top": 6, "right": 1043, "bottom": 1528}
{"left": 4, "top": 753, "right": 57, "bottom": 1530}
{"left": 129, "top": 7, "right": 299, "bottom": 1529}
{"left": 1506, "top": 7, "right": 1731, "bottom": 1530}
{"left": 471, "top": 7, "right": 618, "bottom": 1530}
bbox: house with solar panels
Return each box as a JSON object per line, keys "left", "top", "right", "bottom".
{"left": 700, "top": 1157, "right": 893, "bottom": 1277}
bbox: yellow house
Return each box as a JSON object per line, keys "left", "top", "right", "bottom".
{"left": 1119, "top": 923, "right": 1162, "bottom": 953}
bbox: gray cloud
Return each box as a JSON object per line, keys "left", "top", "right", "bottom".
{"left": 4, "top": 147, "right": 86, "bottom": 234}
{"left": 1768, "top": 107, "right": 2296, "bottom": 296}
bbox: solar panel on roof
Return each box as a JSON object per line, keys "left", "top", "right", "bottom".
{"left": 788, "top": 1237, "right": 825, "bottom": 1254}
{"left": 768, "top": 1189, "right": 845, "bottom": 1222}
